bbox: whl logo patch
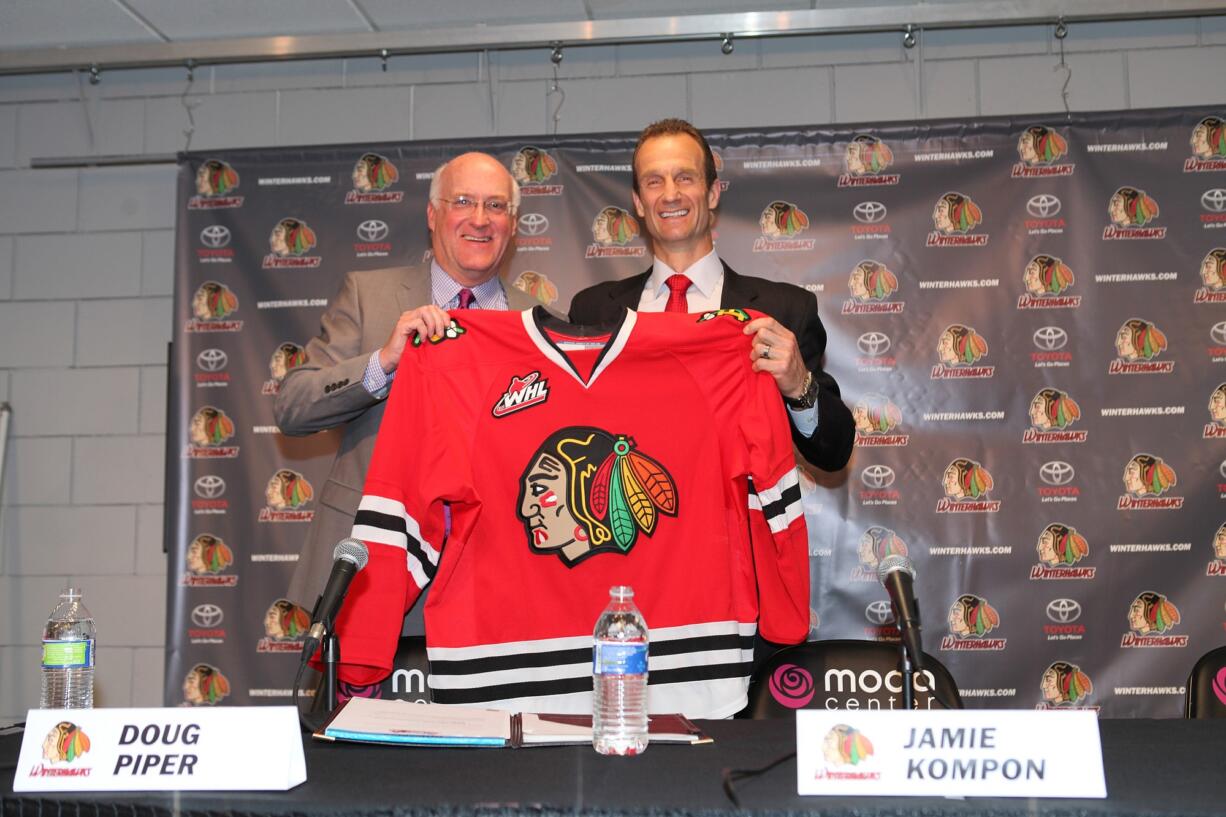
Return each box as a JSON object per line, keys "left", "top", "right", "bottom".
{"left": 492, "top": 371, "right": 550, "bottom": 418}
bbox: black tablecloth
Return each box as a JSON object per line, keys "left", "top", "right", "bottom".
{"left": 4, "top": 719, "right": 1225, "bottom": 817}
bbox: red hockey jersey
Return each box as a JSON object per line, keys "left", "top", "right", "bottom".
{"left": 335, "top": 307, "right": 809, "bottom": 718}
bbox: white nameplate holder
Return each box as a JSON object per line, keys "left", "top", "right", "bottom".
{"left": 14, "top": 706, "right": 305, "bottom": 792}
{"left": 796, "top": 709, "right": 1105, "bottom": 798}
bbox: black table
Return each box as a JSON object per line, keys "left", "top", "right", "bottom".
{"left": 4, "top": 719, "right": 1225, "bottom": 817}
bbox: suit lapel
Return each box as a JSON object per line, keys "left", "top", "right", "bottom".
{"left": 719, "top": 263, "right": 760, "bottom": 309}
{"left": 398, "top": 264, "right": 430, "bottom": 313}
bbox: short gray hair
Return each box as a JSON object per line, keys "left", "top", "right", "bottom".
{"left": 428, "top": 157, "right": 521, "bottom": 211}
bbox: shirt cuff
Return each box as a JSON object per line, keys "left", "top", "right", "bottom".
{"left": 363, "top": 350, "right": 393, "bottom": 398}
{"left": 787, "top": 402, "right": 819, "bottom": 438}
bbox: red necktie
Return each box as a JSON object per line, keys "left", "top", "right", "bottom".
{"left": 664, "top": 274, "right": 692, "bottom": 313}
{"left": 457, "top": 288, "right": 475, "bottom": 309}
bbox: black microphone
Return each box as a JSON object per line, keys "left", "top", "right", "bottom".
{"left": 300, "top": 538, "right": 369, "bottom": 663}
{"left": 877, "top": 554, "right": 924, "bottom": 672}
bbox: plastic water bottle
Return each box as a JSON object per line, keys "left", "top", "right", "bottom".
{"left": 592, "top": 585, "right": 649, "bottom": 755}
{"left": 40, "top": 587, "right": 95, "bottom": 709}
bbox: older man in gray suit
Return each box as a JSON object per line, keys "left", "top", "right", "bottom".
{"left": 276, "top": 152, "right": 538, "bottom": 624}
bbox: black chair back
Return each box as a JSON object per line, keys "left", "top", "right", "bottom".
{"left": 746, "top": 639, "right": 962, "bottom": 718}
{"left": 1184, "top": 644, "right": 1226, "bottom": 718}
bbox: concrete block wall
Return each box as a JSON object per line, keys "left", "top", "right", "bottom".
{"left": 1, "top": 17, "right": 1225, "bottom": 722}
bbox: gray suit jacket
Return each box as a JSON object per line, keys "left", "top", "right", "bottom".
{"left": 275, "top": 264, "right": 539, "bottom": 618}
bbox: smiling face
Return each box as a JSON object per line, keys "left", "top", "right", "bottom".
{"left": 427, "top": 153, "right": 516, "bottom": 286}
{"left": 631, "top": 133, "right": 720, "bottom": 263}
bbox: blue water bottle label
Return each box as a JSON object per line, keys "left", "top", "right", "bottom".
{"left": 42, "top": 638, "right": 93, "bottom": 669}
{"left": 594, "top": 642, "right": 648, "bottom": 675}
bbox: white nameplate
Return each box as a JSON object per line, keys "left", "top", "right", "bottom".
{"left": 797, "top": 709, "right": 1105, "bottom": 798}
{"left": 14, "top": 706, "right": 305, "bottom": 792}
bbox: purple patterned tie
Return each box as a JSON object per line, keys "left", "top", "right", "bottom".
{"left": 457, "top": 288, "right": 476, "bottom": 309}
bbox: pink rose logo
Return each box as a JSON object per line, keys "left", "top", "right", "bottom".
{"left": 769, "top": 663, "right": 815, "bottom": 708}
{"left": 1213, "top": 666, "right": 1226, "bottom": 707}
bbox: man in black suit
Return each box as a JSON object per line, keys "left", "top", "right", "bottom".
{"left": 570, "top": 119, "right": 853, "bottom": 473}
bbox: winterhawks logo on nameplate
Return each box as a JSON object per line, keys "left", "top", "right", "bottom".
{"left": 1121, "top": 591, "right": 1188, "bottom": 647}
{"left": 1109, "top": 318, "right": 1174, "bottom": 374}
{"left": 1012, "top": 125, "right": 1075, "bottom": 177}
{"left": 941, "top": 594, "right": 1006, "bottom": 651}
{"left": 1196, "top": 248, "right": 1226, "bottom": 303}
{"left": 754, "top": 201, "right": 814, "bottom": 252}
{"left": 838, "top": 134, "right": 900, "bottom": 187}
{"left": 931, "top": 324, "right": 993, "bottom": 379}
{"left": 181, "top": 533, "right": 238, "bottom": 587}
{"left": 512, "top": 146, "right": 563, "bottom": 195}
{"left": 492, "top": 371, "right": 551, "bottom": 418}
{"left": 1185, "top": 115, "right": 1226, "bottom": 172}
{"left": 1023, "top": 388, "right": 1087, "bottom": 444}
{"left": 1029, "top": 523, "right": 1095, "bottom": 580}
{"left": 1017, "top": 254, "right": 1080, "bottom": 309}
{"left": 188, "top": 159, "right": 244, "bottom": 209}
{"left": 1117, "top": 452, "right": 1183, "bottom": 510}
{"left": 1206, "top": 383, "right": 1226, "bottom": 438}
{"left": 185, "top": 281, "right": 243, "bottom": 332}
{"left": 585, "top": 206, "right": 645, "bottom": 258}
{"left": 843, "top": 260, "right": 903, "bottom": 315}
{"left": 936, "top": 458, "right": 1000, "bottom": 513}
{"left": 345, "top": 153, "right": 405, "bottom": 204}
{"left": 1103, "top": 186, "right": 1166, "bottom": 239}
{"left": 853, "top": 394, "right": 908, "bottom": 447}
{"left": 263, "top": 217, "right": 322, "bottom": 268}
{"left": 1206, "top": 522, "right": 1226, "bottom": 576}
{"left": 927, "top": 191, "right": 989, "bottom": 247}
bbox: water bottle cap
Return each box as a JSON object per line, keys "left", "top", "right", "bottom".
{"left": 609, "top": 585, "right": 634, "bottom": 600}
{"left": 61, "top": 587, "right": 82, "bottom": 599}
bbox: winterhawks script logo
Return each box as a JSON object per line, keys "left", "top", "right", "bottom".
{"left": 492, "top": 371, "right": 551, "bottom": 418}
{"left": 1018, "top": 254, "right": 1080, "bottom": 309}
{"left": 183, "top": 663, "right": 231, "bottom": 705}
{"left": 927, "top": 191, "right": 988, "bottom": 247}
{"left": 1122, "top": 591, "right": 1187, "bottom": 648}
{"left": 1186, "top": 115, "right": 1226, "bottom": 172}
{"left": 838, "top": 134, "right": 899, "bottom": 187}
{"left": 586, "top": 206, "right": 644, "bottom": 258}
{"left": 185, "top": 281, "right": 242, "bottom": 332}
{"left": 1110, "top": 318, "right": 1173, "bottom": 374}
{"left": 258, "top": 598, "right": 311, "bottom": 652}
{"left": 189, "top": 159, "right": 243, "bottom": 208}
{"left": 1207, "top": 383, "right": 1226, "bottom": 439}
{"left": 1024, "top": 388, "right": 1086, "bottom": 444}
{"left": 932, "top": 324, "right": 993, "bottom": 379}
{"left": 1013, "top": 125, "right": 1074, "bottom": 177}
{"left": 1039, "top": 662, "right": 1093, "bottom": 708}
{"left": 1118, "top": 453, "right": 1183, "bottom": 510}
{"left": 941, "top": 594, "right": 1006, "bottom": 651}
{"left": 754, "top": 201, "right": 814, "bottom": 252}
{"left": 852, "top": 525, "right": 909, "bottom": 582}
{"left": 346, "top": 152, "right": 404, "bottom": 204}
{"left": 181, "top": 533, "right": 237, "bottom": 587}
{"left": 853, "top": 394, "right": 908, "bottom": 447}
{"left": 937, "top": 458, "right": 1000, "bottom": 513}
{"left": 264, "top": 217, "right": 322, "bottom": 267}
{"left": 512, "top": 146, "right": 562, "bottom": 194}
{"left": 260, "top": 469, "right": 315, "bottom": 522}
{"left": 1197, "top": 248, "right": 1226, "bottom": 303}
{"left": 263, "top": 342, "right": 308, "bottom": 394}
{"left": 1104, "top": 186, "right": 1166, "bottom": 239}
{"left": 185, "top": 406, "right": 239, "bottom": 458}
{"left": 1030, "top": 523, "right": 1095, "bottom": 580}
{"left": 843, "top": 260, "right": 903, "bottom": 315}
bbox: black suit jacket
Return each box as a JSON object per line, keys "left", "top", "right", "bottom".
{"left": 569, "top": 262, "right": 854, "bottom": 472}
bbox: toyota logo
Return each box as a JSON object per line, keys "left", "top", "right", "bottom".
{"left": 199, "top": 225, "right": 231, "bottom": 248}
{"left": 191, "top": 604, "right": 224, "bottom": 628}
{"left": 1211, "top": 321, "right": 1226, "bottom": 346}
{"left": 1219, "top": 459, "right": 1226, "bottom": 480}
{"left": 1026, "top": 194, "right": 1062, "bottom": 218}
{"left": 865, "top": 600, "right": 895, "bottom": 625}
{"left": 853, "top": 201, "right": 887, "bottom": 223}
{"left": 857, "top": 332, "right": 891, "bottom": 356}
{"left": 1046, "top": 598, "right": 1082, "bottom": 623}
{"left": 1033, "top": 326, "right": 1068, "bottom": 351}
{"left": 1039, "top": 461, "right": 1075, "bottom": 486}
{"left": 518, "top": 213, "right": 549, "bottom": 236}
{"left": 861, "top": 464, "right": 896, "bottom": 489}
{"left": 196, "top": 348, "right": 228, "bottom": 371}
{"left": 193, "top": 475, "right": 226, "bottom": 499}
{"left": 356, "top": 219, "right": 389, "bottom": 241}
{"left": 1202, "top": 189, "right": 1226, "bottom": 213}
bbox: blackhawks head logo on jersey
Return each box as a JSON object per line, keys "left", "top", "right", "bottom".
{"left": 517, "top": 426, "right": 678, "bottom": 567}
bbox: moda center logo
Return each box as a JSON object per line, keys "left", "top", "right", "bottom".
{"left": 189, "top": 602, "right": 225, "bottom": 642}
{"left": 850, "top": 200, "right": 890, "bottom": 241}
{"left": 515, "top": 212, "right": 552, "bottom": 252}
{"left": 1037, "top": 459, "right": 1078, "bottom": 502}
{"left": 354, "top": 219, "right": 391, "bottom": 258}
{"left": 1024, "top": 194, "right": 1065, "bottom": 236}
{"left": 1202, "top": 188, "right": 1226, "bottom": 229}
{"left": 196, "top": 225, "right": 234, "bottom": 263}
{"left": 858, "top": 464, "right": 898, "bottom": 506}
{"left": 1031, "top": 325, "right": 1071, "bottom": 368}
{"left": 194, "top": 348, "right": 230, "bottom": 387}
{"left": 192, "top": 474, "right": 228, "bottom": 515}
{"left": 855, "top": 331, "right": 895, "bottom": 371}
{"left": 1043, "top": 598, "right": 1085, "bottom": 641}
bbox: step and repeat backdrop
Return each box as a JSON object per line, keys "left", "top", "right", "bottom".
{"left": 168, "top": 106, "right": 1226, "bottom": 716}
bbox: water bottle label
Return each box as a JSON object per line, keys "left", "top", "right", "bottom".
{"left": 42, "top": 639, "right": 93, "bottom": 669}
{"left": 593, "top": 641, "right": 647, "bottom": 675}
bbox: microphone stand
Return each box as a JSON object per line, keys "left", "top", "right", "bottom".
{"left": 898, "top": 638, "right": 915, "bottom": 711}
{"left": 322, "top": 613, "right": 341, "bottom": 714}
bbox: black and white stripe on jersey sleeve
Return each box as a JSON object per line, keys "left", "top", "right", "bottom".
{"left": 747, "top": 468, "right": 803, "bottom": 533}
{"left": 351, "top": 494, "right": 439, "bottom": 588}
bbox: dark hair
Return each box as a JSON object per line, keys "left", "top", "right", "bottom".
{"left": 632, "top": 118, "right": 718, "bottom": 193}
